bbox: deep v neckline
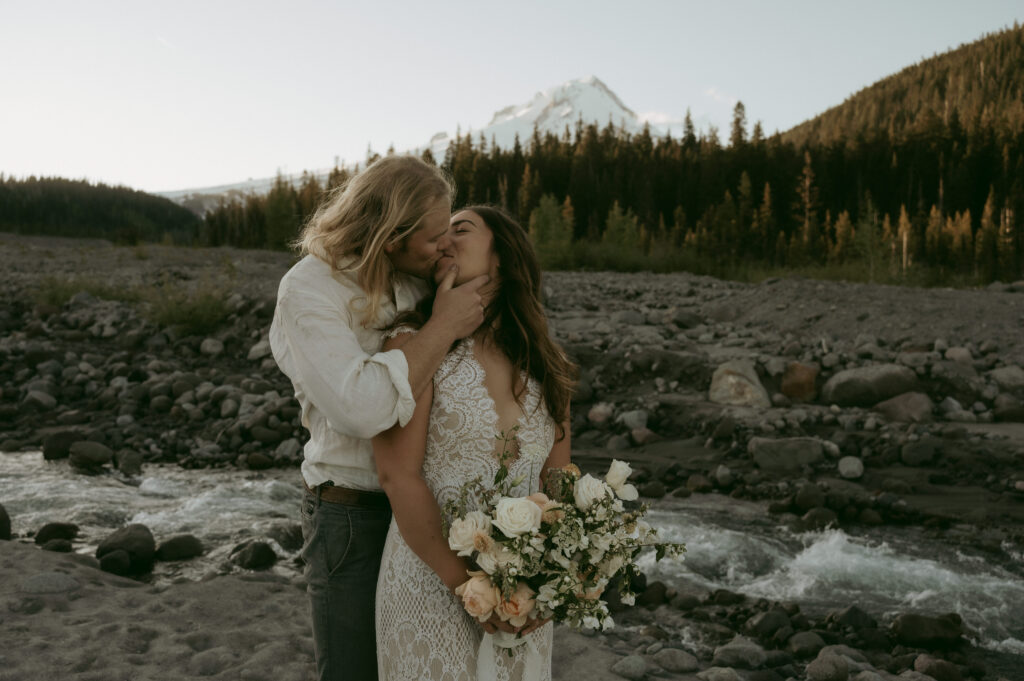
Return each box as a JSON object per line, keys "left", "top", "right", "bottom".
{"left": 462, "top": 338, "right": 529, "bottom": 458}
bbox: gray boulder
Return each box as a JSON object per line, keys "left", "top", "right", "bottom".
{"left": 748, "top": 437, "right": 825, "bottom": 472}
{"left": 156, "top": 534, "right": 205, "bottom": 561}
{"left": 709, "top": 360, "right": 771, "bottom": 408}
{"left": 787, "top": 631, "right": 826, "bottom": 658}
{"left": 610, "top": 654, "right": 647, "bottom": 680}
{"left": 821, "top": 364, "right": 918, "bottom": 407}
{"left": 711, "top": 636, "right": 767, "bottom": 669}
{"left": 913, "top": 654, "right": 962, "bottom": 681}
{"left": 69, "top": 441, "right": 114, "bottom": 470}
{"left": 652, "top": 648, "right": 698, "bottom": 673}
{"left": 34, "top": 522, "right": 78, "bottom": 545}
{"left": 874, "top": 392, "right": 933, "bottom": 423}
{"left": 231, "top": 541, "right": 277, "bottom": 570}
{"left": 96, "top": 523, "right": 156, "bottom": 574}
{"left": 989, "top": 365, "right": 1024, "bottom": 393}
{"left": 806, "top": 652, "right": 848, "bottom": 681}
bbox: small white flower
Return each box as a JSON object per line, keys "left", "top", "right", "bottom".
{"left": 620, "top": 593, "right": 635, "bottom": 606}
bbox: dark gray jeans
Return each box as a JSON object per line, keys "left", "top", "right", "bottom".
{"left": 300, "top": 489, "right": 392, "bottom": 681}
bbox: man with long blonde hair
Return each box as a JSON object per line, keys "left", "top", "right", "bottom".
{"left": 269, "top": 155, "right": 487, "bottom": 681}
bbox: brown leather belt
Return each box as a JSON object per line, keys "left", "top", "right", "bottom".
{"left": 304, "top": 480, "right": 391, "bottom": 510}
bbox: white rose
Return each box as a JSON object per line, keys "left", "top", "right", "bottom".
{"left": 448, "top": 511, "right": 492, "bottom": 557}
{"left": 573, "top": 474, "right": 611, "bottom": 510}
{"left": 476, "top": 550, "right": 498, "bottom": 574}
{"left": 492, "top": 497, "right": 542, "bottom": 537}
{"left": 614, "top": 483, "right": 638, "bottom": 501}
{"left": 605, "top": 460, "right": 632, "bottom": 489}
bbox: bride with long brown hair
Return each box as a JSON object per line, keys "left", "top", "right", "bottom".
{"left": 373, "top": 205, "right": 577, "bottom": 680}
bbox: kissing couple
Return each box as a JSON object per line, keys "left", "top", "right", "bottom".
{"left": 270, "top": 155, "right": 576, "bottom": 681}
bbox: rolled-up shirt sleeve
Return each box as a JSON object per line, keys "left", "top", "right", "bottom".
{"left": 270, "top": 287, "right": 416, "bottom": 440}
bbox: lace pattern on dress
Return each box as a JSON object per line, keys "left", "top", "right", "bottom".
{"left": 376, "top": 338, "right": 555, "bottom": 681}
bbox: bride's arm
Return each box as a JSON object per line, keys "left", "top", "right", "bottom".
{"left": 373, "top": 333, "right": 469, "bottom": 594}
{"left": 539, "top": 416, "right": 572, "bottom": 483}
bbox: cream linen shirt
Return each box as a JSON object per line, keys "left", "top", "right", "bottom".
{"left": 269, "top": 254, "right": 428, "bottom": 490}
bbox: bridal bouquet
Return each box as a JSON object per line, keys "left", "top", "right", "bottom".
{"left": 445, "top": 429, "right": 685, "bottom": 632}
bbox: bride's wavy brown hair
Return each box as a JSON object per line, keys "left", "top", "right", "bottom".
{"left": 395, "top": 205, "right": 577, "bottom": 439}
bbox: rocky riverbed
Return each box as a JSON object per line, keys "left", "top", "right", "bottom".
{"left": 2, "top": 232, "right": 1023, "bottom": 681}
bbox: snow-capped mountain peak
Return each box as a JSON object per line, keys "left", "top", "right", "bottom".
{"left": 426, "top": 76, "right": 649, "bottom": 158}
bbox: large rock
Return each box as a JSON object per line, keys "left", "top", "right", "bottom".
{"left": 35, "top": 522, "right": 79, "bottom": 545}
{"left": 913, "top": 654, "right": 962, "bottom": 681}
{"left": 200, "top": 338, "right": 224, "bottom": 357}
{"left": 890, "top": 613, "right": 964, "bottom": 647}
{"left": 0, "top": 502, "right": 10, "bottom": 540}
{"left": 989, "top": 365, "right": 1024, "bottom": 393}
{"left": 806, "top": 652, "right": 848, "bottom": 681}
{"left": 787, "top": 631, "right": 826, "bottom": 658}
{"left": 711, "top": 636, "right": 767, "bottom": 669}
{"left": 781, "top": 362, "right": 819, "bottom": 401}
{"left": 993, "top": 393, "right": 1024, "bottom": 422}
{"left": 748, "top": 437, "right": 826, "bottom": 472}
{"left": 709, "top": 360, "right": 771, "bottom": 408}
{"left": 156, "top": 534, "right": 205, "bottom": 561}
{"left": 610, "top": 655, "right": 647, "bottom": 680}
{"left": 42, "top": 430, "right": 81, "bottom": 460}
{"left": 652, "top": 648, "right": 699, "bottom": 673}
{"left": 230, "top": 541, "right": 277, "bottom": 570}
{"left": 874, "top": 392, "right": 933, "bottom": 423}
{"left": 821, "top": 364, "right": 918, "bottom": 407}
{"left": 96, "top": 523, "right": 156, "bottom": 575}
{"left": 69, "top": 441, "right": 114, "bottom": 470}
{"left": 247, "top": 338, "right": 272, "bottom": 361}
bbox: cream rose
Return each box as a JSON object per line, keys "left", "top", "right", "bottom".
{"left": 448, "top": 510, "right": 492, "bottom": 556}
{"left": 495, "top": 582, "right": 537, "bottom": 627}
{"left": 455, "top": 573, "right": 501, "bottom": 621}
{"left": 492, "top": 497, "right": 542, "bottom": 537}
{"left": 605, "top": 460, "right": 633, "bottom": 489}
{"left": 573, "top": 474, "right": 611, "bottom": 510}
{"left": 613, "top": 482, "right": 639, "bottom": 501}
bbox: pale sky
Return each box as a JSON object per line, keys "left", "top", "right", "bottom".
{"left": 1, "top": 0, "right": 1021, "bottom": 193}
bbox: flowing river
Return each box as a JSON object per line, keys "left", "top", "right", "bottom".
{"left": 2, "top": 451, "right": 1022, "bottom": 671}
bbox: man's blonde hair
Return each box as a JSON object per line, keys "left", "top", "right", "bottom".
{"left": 296, "top": 155, "right": 453, "bottom": 326}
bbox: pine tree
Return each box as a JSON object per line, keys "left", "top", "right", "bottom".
{"left": 683, "top": 109, "right": 697, "bottom": 149}
{"left": 730, "top": 101, "right": 748, "bottom": 148}
{"left": 602, "top": 201, "right": 642, "bottom": 252}
{"left": 898, "top": 204, "right": 913, "bottom": 272}
{"left": 529, "top": 194, "right": 573, "bottom": 269}
{"left": 975, "top": 188, "right": 999, "bottom": 280}
{"left": 832, "top": 210, "right": 855, "bottom": 263}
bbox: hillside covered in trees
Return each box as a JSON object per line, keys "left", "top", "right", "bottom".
{"left": 200, "top": 24, "right": 1024, "bottom": 285}
{"left": 0, "top": 176, "right": 201, "bottom": 245}
{"left": 783, "top": 23, "right": 1024, "bottom": 147}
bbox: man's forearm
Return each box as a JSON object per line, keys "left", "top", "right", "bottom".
{"left": 398, "top": 318, "right": 458, "bottom": 400}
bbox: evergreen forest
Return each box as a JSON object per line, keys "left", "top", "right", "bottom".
{"left": 0, "top": 176, "right": 201, "bottom": 245}
{"left": 5, "top": 25, "right": 1023, "bottom": 285}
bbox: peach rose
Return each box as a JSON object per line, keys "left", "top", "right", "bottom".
{"left": 455, "top": 573, "right": 501, "bottom": 622}
{"left": 495, "top": 582, "right": 536, "bottom": 627}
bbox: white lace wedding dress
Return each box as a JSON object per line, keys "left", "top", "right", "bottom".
{"left": 376, "top": 337, "right": 556, "bottom": 681}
